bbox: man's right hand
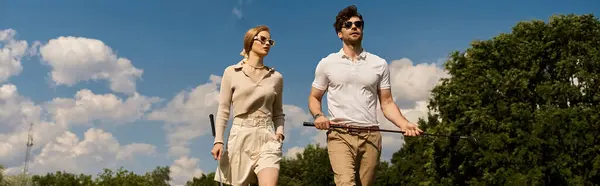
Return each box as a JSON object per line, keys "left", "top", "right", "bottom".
{"left": 314, "top": 116, "right": 331, "bottom": 130}
{"left": 211, "top": 143, "right": 223, "bottom": 160}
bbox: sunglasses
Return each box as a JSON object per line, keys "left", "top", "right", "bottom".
{"left": 343, "top": 21, "right": 364, "bottom": 29}
{"left": 254, "top": 35, "right": 275, "bottom": 46}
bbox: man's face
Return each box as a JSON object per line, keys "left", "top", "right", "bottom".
{"left": 338, "top": 16, "right": 363, "bottom": 43}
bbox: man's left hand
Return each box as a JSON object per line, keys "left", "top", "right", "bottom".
{"left": 400, "top": 122, "right": 423, "bottom": 137}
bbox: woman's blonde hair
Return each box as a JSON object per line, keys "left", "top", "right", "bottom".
{"left": 240, "top": 25, "right": 271, "bottom": 59}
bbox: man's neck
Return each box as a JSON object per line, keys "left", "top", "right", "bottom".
{"left": 342, "top": 42, "right": 363, "bottom": 59}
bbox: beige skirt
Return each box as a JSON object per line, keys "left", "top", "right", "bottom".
{"left": 214, "top": 116, "right": 283, "bottom": 185}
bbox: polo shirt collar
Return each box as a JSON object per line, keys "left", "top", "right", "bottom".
{"left": 338, "top": 48, "right": 367, "bottom": 60}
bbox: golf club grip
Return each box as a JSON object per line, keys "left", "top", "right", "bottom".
{"left": 209, "top": 114, "right": 216, "bottom": 137}
{"left": 303, "top": 122, "right": 344, "bottom": 129}
{"left": 303, "top": 122, "right": 315, "bottom": 126}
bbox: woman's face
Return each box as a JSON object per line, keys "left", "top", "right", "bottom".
{"left": 251, "top": 31, "right": 274, "bottom": 57}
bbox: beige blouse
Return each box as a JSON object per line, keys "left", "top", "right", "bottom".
{"left": 213, "top": 61, "right": 285, "bottom": 145}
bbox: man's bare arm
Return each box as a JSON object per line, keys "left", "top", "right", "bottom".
{"left": 378, "top": 88, "right": 422, "bottom": 136}
{"left": 308, "top": 87, "right": 332, "bottom": 129}
{"left": 308, "top": 87, "right": 326, "bottom": 117}
{"left": 378, "top": 88, "right": 410, "bottom": 128}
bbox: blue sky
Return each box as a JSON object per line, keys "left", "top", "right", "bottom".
{"left": 1, "top": 0, "right": 598, "bottom": 184}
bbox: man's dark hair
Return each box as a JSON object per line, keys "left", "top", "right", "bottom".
{"left": 333, "top": 5, "right": 363, "bottom": 33}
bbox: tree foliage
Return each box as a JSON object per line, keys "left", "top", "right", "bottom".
{"left": 0, "top": 166, "right": 171, "bottom": 186}
{"left": 185, "top": 172, "right": 215, "bottom": 186}
{"left": 279, "top": 144, "right": 335, "bottom": 186}
{"left": 0, "top": 165, "right": 3, "bottom": 184}
{"left": 1, "top": 173, "right": 32, "bottom": 186}
{"left": 32, "top": 171, "right": 93, "bottom": 186}
{"left": 392, "top": 13, "right": 600, "bottom": 185}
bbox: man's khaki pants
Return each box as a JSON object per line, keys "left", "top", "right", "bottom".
{"left": 327, "top": 127, "right": 382, "bottom": 186}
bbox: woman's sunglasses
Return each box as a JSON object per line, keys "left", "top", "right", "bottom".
{"left": 254, "top": 35, "right": 275, "bottom": 46}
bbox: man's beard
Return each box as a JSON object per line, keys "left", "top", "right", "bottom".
{"left": 344, "top": 35, "right": 362, "bottom": 46}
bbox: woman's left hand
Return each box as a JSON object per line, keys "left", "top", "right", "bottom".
{"left": 274, "top": 133, "right": 285, "bottom": 142}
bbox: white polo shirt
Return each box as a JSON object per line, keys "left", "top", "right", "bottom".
{"left": 312, "top": 48, "right": 391, "bottom": 127}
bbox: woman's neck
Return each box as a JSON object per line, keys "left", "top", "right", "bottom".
{"left": 245, "top": 53, "right": 265, "bottom": 68}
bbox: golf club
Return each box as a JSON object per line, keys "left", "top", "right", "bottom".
{"left": 209, "top": 114, "right": 224, "bottom": 186}
{"left": 303, "top": 122, "right": 478, "bottom": 145}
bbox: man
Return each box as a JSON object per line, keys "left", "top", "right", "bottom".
{"left": 308, "top": 5, "right": 423, "bottom": 186}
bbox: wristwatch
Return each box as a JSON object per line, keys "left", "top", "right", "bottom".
{"left": 313, "top": 113, "right": 323, "bottom": 120}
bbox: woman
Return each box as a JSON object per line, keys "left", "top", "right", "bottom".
{"left": 211, "top": 25, "right": 285, "bottom": 186}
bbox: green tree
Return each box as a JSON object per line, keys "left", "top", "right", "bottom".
{"left": 0, "top": 165, "right": 4, "bottom": 185}
{"left": 31, "top": 171, "right": 94, "bottom": 186}
{"left": 94, "top": 166, "right": 170, "bottom": 186}
{"left": 143, "top": 166, "right": 171, "bottom": 186}
{"left": 393, "top": 13, "right": 600, "bottom": 185}
{"left": 21, "top": 166, "right": 170, "bottom": 186}
{"left": 279, "top": 144, "right": 335, "bottom": 186}
{"left": 185, "top": 172, "right": 217, "bottom": 186}
{"left": 1, "top": 173, "right": 32, "bottom": 186}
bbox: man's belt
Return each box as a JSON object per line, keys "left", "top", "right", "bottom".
{"left": 335, "top": 125, "right": 380, "bottom": 134}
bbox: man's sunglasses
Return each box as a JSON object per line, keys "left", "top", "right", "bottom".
{"left": 343, "top": 21, "right": 364, "bottom": 29}
{"left": 254, "top": 35, "right": 275, "bottom": 46}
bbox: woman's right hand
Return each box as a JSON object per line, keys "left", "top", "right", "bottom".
{"left": 211, "top": 143, "right": 223, "bottom": 160}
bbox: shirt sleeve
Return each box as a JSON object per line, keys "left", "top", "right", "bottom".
{"left": 311, "top": 59, "right": 329, "bottom": 90}
{"left": 379, "top": 61, "right": 391, "bottom": 89}
{"left": 272, "top": 74, "right": 285, "bottom": 135}
{"left": 213, "top": 67, "right": 233, "bottom": 145}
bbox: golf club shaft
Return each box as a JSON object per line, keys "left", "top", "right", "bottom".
{"left": 302, "top": 122, "right": 467, "bottom": 139}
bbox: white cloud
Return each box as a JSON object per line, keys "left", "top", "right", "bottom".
{"left": 1, "top": 30, "right": 187, "bottom": 184}
{"left": 39, "top": 36, "right": 144, "bottom": 94}
{"left": 169, "top": 156, "right": 204, "bottom": 186}
{"left": 0, "top": 84, "right": 160, "bottom": 177}
{"left": 377, "top": 58, "right": 449, "bottom": 161}
{"left": 116, "top": 143, "right": 157, "bottom": 161}
{"left": 3, "top": 128, "right": 156, "bottom": 175}
{"left": 284, "top": 146, "right": 305, "bottom": 159}
{"left": 0, "top": 29, "right": 30, "bottom": 83}
{"left": 309, "top": 130, "right": 327, "bottom": 146}
{"left": 0, "top": 84, "right": 42, "bottom": 132}
{"left": 0, "top": 84, "right": 63, "bottom": 165}
{"left": 45, "top": 89, "right": 161, "bottom": 126}
{"left": 232, "top": 7, "right": 243, "bottom": 19}
{"left": 146, "top": 75, "right": 221, "bottom": 158}
{"left": 282, "top": 105, "right": 312, "bottom": 142}
{"left": 232, "top": 0, "right": 248, "bottom": 20}
{"left": 388, "top": 58, "right": 450, "bottom": 109}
